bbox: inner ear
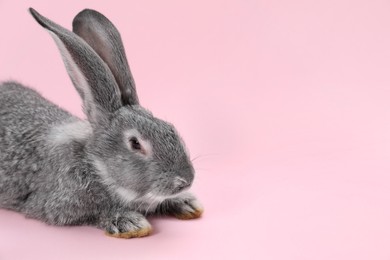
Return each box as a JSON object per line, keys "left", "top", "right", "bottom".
{"left": 72, "top": 9, "right": 139, "bottom": 106}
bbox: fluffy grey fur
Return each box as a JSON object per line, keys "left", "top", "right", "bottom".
{"left": 0, "top": 8, "right": 202, "bottom": 238}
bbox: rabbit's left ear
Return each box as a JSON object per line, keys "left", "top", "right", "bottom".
{"left": 72, "top": 9, "right": 139, "bottom": 106}
{"left": 29, "top": 8, "right": 123, "bottom": 125}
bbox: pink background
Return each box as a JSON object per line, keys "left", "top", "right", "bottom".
{"left": 1, "top": 0, "right": 390, "bottom": 259}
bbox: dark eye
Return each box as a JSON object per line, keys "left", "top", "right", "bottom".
{"left": 130, "top": 137, "right": 142, "bottom": 150}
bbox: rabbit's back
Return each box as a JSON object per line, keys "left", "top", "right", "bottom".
{"left": 0, "top": 82, "right": 72, "bottom": 124}
{"left": 0, "top": 82, "right": 74, "bottom": 210}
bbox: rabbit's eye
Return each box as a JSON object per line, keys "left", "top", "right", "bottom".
{"left": 130, "top": 137, "right": 142, "bottom": 150}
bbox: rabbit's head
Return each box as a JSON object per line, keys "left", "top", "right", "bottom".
{"left": 30, "top": 9, "right": 194, "bottom": 201}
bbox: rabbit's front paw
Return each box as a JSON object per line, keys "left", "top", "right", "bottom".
{"left": 163, "top": 193, "right": 204, "bottom": 220}
{"left": 105, "top": 212, "right": 152, "bottom": 239}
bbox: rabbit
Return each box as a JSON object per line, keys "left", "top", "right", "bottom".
{"left": 0, "top": 8, "right": 203, "bottom": 239}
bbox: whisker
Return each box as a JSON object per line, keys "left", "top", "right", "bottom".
{"left": 191, "top": 154, "right": 203, "bottom": 162}
{"left": 193, "top": 167, "right": 210, "bottom": 172}
{"left": 135, "top": 194, "right": 149, "bottom": 213}
{"left": 190, "top": 153, "right": 221, "bottom": 162}
{"left": 144, "top": 198, "right": 154, "bottom": 215}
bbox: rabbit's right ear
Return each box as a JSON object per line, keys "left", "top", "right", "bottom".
{"left": 29, "top": 8, "right": 123, "bottom": 125}
{"left": 72, "top": 9, "right": 139, "bottom": 106}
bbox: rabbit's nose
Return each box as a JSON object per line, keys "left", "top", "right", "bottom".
{"left": 174, "top": 177, "right": 190, "bottom": 192}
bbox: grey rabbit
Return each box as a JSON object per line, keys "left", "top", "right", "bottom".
{"left": 0, "top": 8, "right": 203, "bottom": 238}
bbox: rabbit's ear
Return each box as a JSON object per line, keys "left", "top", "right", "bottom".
{"left": 72, "top": 9, "right": 139, "bottom": 106}
{"left": 29, "top": 8, "right": 123, "bottom": 125}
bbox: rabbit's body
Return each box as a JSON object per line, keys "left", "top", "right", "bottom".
{"left": 0, "top": 8, "right": 202, "bottom": 238}
{"left": 0, "top": 82, "right": 106, "bottom": 225}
